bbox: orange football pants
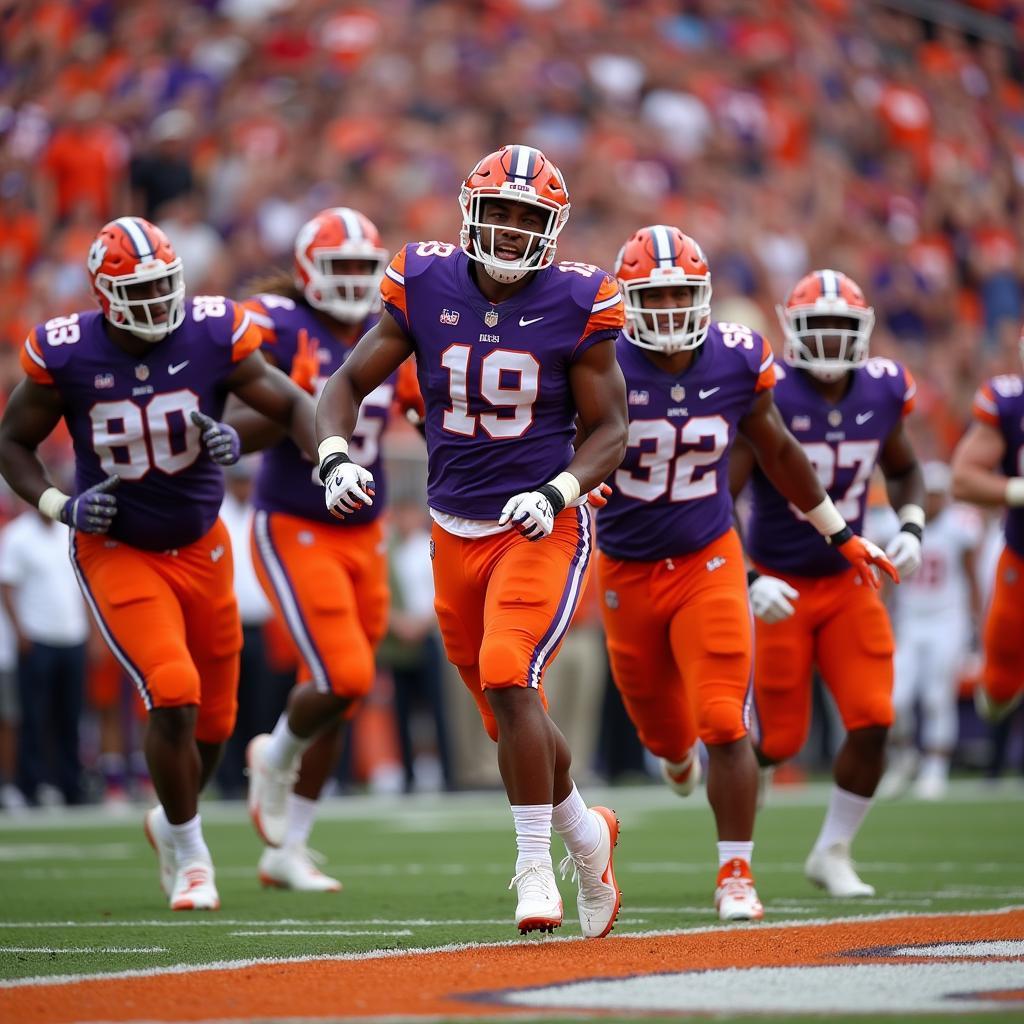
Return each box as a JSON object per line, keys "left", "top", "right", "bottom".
{"left": 430, "top": 506, "right": 593, "bottom": 742}
{"left": 752, "top": 563, "right": 894, "bottom": 763}
{"left": 981, "top": 545, "right": 1024, "bottom": 704}
{"left": 598, "top": 528, "right": 752, "bottom": 756}
{"left": 251, "top": 511, "right": 388, "bottom": 705}
{"left": 70, "top": 519, "right": 241, "bottom": 744}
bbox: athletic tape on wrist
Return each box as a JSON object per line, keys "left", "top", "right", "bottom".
{"left": 38, "top": 487, "right": 70, "bottom": 521}
{"left": 805, "top": 497, "right": 846, "bottom": 537}
{"left": 1006, "top": 477, "right": 1024, "bottom": 507}
{"left": 317, "top": 436, "right": 349, "bottom": 465}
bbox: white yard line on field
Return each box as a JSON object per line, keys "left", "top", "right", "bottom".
{"left": 0, "top": 947, "right": 166, "bottom": 954}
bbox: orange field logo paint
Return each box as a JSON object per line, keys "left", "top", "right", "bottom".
{"left": 2, "top": 910, "right": 1022, "bottom": 1021}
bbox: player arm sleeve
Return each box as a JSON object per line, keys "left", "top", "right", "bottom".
{"left": 572, "top": 274, "right": 624, "bottom": 361}
{"left": 19, "top": 329, "right": 54, "bottom": 386}
{"left": 230, "top": 301, "right": 264, "bottom": 362}
{"left": 380, "top": 247, "right": 411, "bottom": 335}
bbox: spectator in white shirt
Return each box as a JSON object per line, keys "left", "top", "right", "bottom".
{"left": 0, "top": 507, "right": 89, "bottom": 805}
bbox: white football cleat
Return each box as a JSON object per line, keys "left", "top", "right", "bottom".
{"left": 974, "top": 685, "right": 1023, "bottom": 724}
{"left": 714, "top": 858, "right": 764, "bottom": 922}
{"left": 559, "top": 806, "right": 621, "bottom": 938}
{"left": 913, "top": 772, "right": 948, "bottom": 802}
{"left": 170, "top": 860, "right": 220, "bottom": 911}
{"left": 246, "top": 733, "right": 297, "bottom": 848}
{"left": 259, "top": 844, "right": 342, "bottom": 892}
{"left": 660, "top": 747, "right": 701, "bottom": 797}
{"left": 509, "top": 862, "right": 563, "bottom": 935}
{"left": 143, "top": 806, "right": 177, "bottom": 897}
{"left": 805, "top": 841, "right": 875, "bottom": 897}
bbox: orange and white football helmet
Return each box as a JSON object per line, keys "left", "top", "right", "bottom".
{"left": 294, "top": 207, "right": 389, "bottom": 323}
{"left": 87, "top": 217, "right": 185, "bottom": 342}
{"left": 459, "top": 144, "right": 571, "bottom": 283}
{"left": 615, "top": 225, "right": 712, "bottom": 353}
{"left": 778, "top": 270, "right": 875, "bottom": 382}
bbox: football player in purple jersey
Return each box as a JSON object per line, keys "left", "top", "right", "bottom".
{"left": 597, "top": 227, "right": 897, "bottom": 921}
{"left": 313, "top": 145, "right": 630, "bottom": 938}
{"left": 952, "top": 324, "right": 1024, "bottom": 722}
{"left": 730, "top": 269, "right": 924, "bottom": 899}
{"left": 0, "top": 217, "right": 315, "bottom": 911}
{"left": 229, "top": 208, "right": 422, "bottom": 892}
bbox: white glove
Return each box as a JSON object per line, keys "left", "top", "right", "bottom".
{"left": 884, "top": 529, "right": 922, "bottom": 578}
{"left": 323, "top": 458, "right": 375, "bottom": 519}
{"left": 498, "top": 489, "right": 557, "bottom": 541}
{"left": 749, "top": 574, "right": 800, "bottom": 624}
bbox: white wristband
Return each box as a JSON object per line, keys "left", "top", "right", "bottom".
{"left": 38, "top": 487, "right": 70, "bottom": 522}
{"left": 546, "top": 471, "right": 581, "bottom": 508}
{"left": 1006, "top": 478, "right": 1024, "bottom": 507}
{"left": 804, "top": 496, "right": 847, "bottom": 537}
{"left": 317, "top": 436, "right": 349, "bottom": 465}
{"left": 897, "top": 503, "right": 926, "bottom": 529}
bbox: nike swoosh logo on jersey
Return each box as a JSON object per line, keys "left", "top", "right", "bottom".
{"left": 168, "top": 360, "right": 190, "bottom": 375}
{"left": 856, "top": 411, "right": 874, "bottom": 424}
{"left": 519, "top": 316, "right": 544, "bottom": 327}
{"left": 699, "top": 387, "right": 720, "bottom": 399}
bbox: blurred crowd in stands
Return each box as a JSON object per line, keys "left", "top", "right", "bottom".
{"left": 1, "top": 0, "right": 1023, "bottom": 807}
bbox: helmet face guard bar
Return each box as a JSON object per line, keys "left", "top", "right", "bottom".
{"left": 299, "top": 248, "right": 388, "bottom": 322}
{"left": 96, "top": 258, "right": 186, "bottom": 341}
{"left": 779, "top": 304, "right": 875, "bottom": 380}
{"left": 622, "top": 274, "right": 713, "bottom": 354}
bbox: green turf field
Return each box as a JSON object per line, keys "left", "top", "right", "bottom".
{"left": 2, "top": 780, "right": 1022, "bottom": 978}
{"left": 1, "top": 780, "right": 1022, "bottom": 1021}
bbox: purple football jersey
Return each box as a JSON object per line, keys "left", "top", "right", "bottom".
{"left": 596, "top": 322, "right": 776, "bottom": 561}
{"left": 973, "top": 374, "right": 1024, "bottom": 558}
{"left": 246, "top": 295, "right": 389, "bottom": 526}
{"left": 21, "top": 299, "right": 261, "bottom": 551}
{"left": 380, "top": 243, "right": 624, "bottom": 519}
{"left": 746, "top": 357, "right": 916, "bottom": 577}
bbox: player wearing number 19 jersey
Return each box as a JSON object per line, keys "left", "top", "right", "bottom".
{"left": 0, "top": 216, "right": 316, "bottom": 913}
{"left": 597, "top": 227, "right": 897, "bottom": 922}
{"left": 951, "top": 327, "right": 1024, "bottom": 722}
{"left": 231, "top": 208, "right": 422, "bottom": 892}
{"left": 729, "top": 269, "right": 923, "bottom": 901}
{"left": 315, "top": 145, "right": 630, "bottom": 939}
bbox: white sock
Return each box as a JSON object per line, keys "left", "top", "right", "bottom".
{"left": 511, "top": 803, "right": 552, "bottom": 873}
{"left": 813, "top": 786, "right": 872, "bottom": 852}
{"left": 285, "top": 793, "right": 318, "bottom": 847}
{"left": 551, "top": 784, "right": 601, "bottom": 859}
{"left": 717, "top": 840, "right": 754, "bottom": 869}
{"left": 265, "top": 713, "right": 310, "bottom": 771}
{"left": 166, "top": 813, "right": 210, "bottom": 865}
{"left": 919, "top": 753, "right": 950, "bottom": 781}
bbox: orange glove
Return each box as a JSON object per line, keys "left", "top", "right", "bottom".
{"left": 835, "top": 531, "right": 900, "bottom": 589}
{"left": 587, "top": 482, "right": 613, "bottom": 508}
{"left": 290, "top": 328, "right": 320, "bottom": 394}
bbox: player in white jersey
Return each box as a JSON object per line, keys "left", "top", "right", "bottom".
{"left": 879, "top": 462, "right": 984, "bottom": 800}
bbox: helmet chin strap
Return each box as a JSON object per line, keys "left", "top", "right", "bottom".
{"left": 484, "top": 262, "right": 530, "bottom": 284}
{"left": 807, "top": 365, "right": 849, "bottom": 383}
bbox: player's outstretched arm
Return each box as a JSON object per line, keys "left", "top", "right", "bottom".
{"left": 226, "top": 351, "right": 317, "bottom": 461}
{"left": 0, "top": 378, "right": 68, "bottom": 507}
{"left": 0, "top": 379, "right": 120, "bottom": 533}
{"left": 878, "top": 421, "right": 925, "bottom": 577}
{"left": 739, "top": 390, "right": 898, "bottom": 588}
{"left": 952, "top": 421, "right": 1019, "bottom": 508}
{"left": 316, "top": 311, "right": 414, "bottom": 519}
